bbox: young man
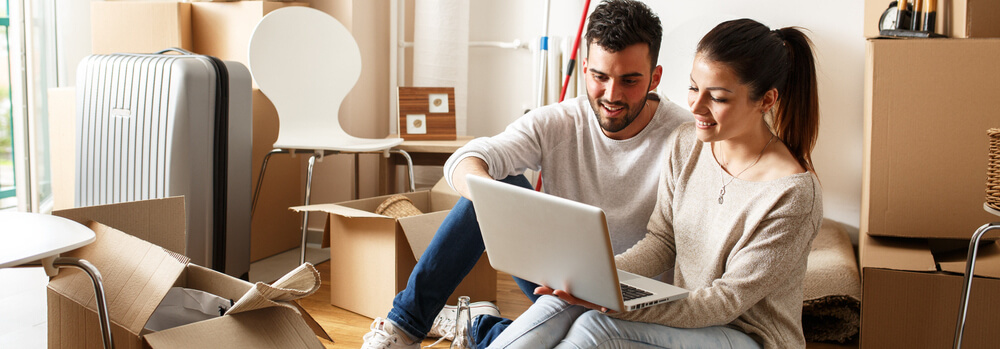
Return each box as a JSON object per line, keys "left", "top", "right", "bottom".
{"left": 362, "top": 1, "right": 690, "bottom": 348}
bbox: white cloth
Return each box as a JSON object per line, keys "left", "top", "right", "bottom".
{"left": 226, "top": 263, "right": 321, "bottom": 315}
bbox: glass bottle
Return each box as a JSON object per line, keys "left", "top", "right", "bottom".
{"left": 450, "top": 296, "right": 476, "bottom": 349}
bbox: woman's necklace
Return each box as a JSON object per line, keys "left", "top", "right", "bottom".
{"left": 717, "top": 134, "right": 775, "bottom": 204}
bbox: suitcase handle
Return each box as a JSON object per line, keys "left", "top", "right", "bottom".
{"left": 155, "top": 47, "right": 196, "bottom": 56}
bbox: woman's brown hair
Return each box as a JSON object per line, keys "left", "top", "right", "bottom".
{"left": 697, "top": 19, "right": 820, "bottom": 171}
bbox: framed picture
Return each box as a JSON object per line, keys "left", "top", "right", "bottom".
{"left": 397, "top": 87, "right": 456, "bottom": 140}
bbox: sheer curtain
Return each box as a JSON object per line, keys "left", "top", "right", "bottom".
{"left": 6, "top": 0, "right": 56, "bottom": 212}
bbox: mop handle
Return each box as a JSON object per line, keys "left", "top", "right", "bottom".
{"left": 536, "top": 0, "right": 553, "bottom": 108}
{"left": 540, "top": 0, "right": 591, "bottom": 192}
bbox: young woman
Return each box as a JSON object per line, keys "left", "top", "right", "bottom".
{"left": 482, "top": 18, "right": 823, "bottom": 349}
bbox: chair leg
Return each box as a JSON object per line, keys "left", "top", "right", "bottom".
{"left": 390, "top": 149, "right": 416, "bottom": 192}
{"left": 299, "top": 153, "right": 320, "bottom": 266}
{"left": 354, "top": 153, "right": 360, "bottom": 200}
{"left": 251, "top": 148, "right": 287, "bottom": 219}
{"left": 954, "top": 222, "right": 1000, "bottom": 349}
{"left": 52, "top": 257, "right": 113, "bottom": 349}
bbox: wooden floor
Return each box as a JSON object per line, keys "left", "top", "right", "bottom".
{"left": 299, "top": 261, "right": 857, "bottom": 348}
{"left": 298, "top": 261, "right": 532, "bottom": 348}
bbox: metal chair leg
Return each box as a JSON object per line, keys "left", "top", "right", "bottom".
{"left": 299, "top": 153, "right": 320, "bottom": 266}
{"left": 354, "top": 153, "right": 360, "bottom": 200}
{"left": 52, "top": 257, "right": 113, "bottom": 349}
{"left": 954, "top": 222, "right": 1000, "bottom": 349}
{"left": 389, "top": 149, "right": 416, "bottom": 192}
{"left": 251, "top": 148, "right": 288, "bottom": 218}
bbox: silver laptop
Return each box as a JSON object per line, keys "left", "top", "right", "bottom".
{"left": 466, "top": 175, "right": 688, "bottom": 313}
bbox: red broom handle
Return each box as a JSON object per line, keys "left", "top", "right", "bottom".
{"left": 558, "top": 0, "right": 591, "bottom": 102}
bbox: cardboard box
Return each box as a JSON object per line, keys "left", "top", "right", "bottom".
{"left": 49, "top": 198, "right": 327, "bottom": 348}
{"left": 859, "top": 231, "right": 1000, "bottom": 348}
{"left": 862, "top": 38, "right": 1000, "bottom": 239}
{"left": 294, "top": 187, "right": 496, "bottom": 319}
{"left": 191, "top": 1, "right": 308, "bottom": 76}
{"left": 864, "top": 0, "right": 1000, "bottom": 38}
{"left": 92, "top": 2, "right": 192, "bottom": 54}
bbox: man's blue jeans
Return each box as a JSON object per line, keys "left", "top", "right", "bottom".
{"left": 386, "top": 175, "right": 539, "bottom": 341}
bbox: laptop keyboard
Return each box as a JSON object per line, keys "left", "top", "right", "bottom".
{"left": 620, "top": 283, "right": 653, "bottom": 301}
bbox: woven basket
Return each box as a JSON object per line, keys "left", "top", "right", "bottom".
{"left": 375, "top": 194, "right": 423, "bottom": 218}
{"left": 988, "top": 129, "right": 1000, "bottom": 211}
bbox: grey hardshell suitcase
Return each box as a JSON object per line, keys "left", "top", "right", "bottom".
{"left": 75, "top": 49, "right": 252, "bottom": 279}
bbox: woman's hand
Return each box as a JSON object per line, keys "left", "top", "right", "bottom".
{"left": 534, "top": 286, "right": 617, "bottom": 314}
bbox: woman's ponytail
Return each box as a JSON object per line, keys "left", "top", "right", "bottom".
{"left": 772, "top": 27, "right": 819, "bottom": 171}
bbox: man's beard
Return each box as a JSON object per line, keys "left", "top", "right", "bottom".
{"left": 590, "top": 93, "right": 650, "bottom": 133}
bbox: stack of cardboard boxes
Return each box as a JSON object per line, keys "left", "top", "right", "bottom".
{"left": 861, "top": 1, "right": 1000, "bottom": 348}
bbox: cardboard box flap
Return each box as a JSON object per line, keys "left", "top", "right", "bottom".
{"left": 335, "top": 191, "right": 434, "bottom": 212}
{"left": 184, "top": 264, "right": 253, "bottom": 300}
{"left": 143, "top": 306, "right": 323, "bottom": 348}
{"left": 52, "top": 197, "right": 187, "bottom": 257}
{"left": 430, "top": 177, "right": 462, "bottom": 211}
{"left": 49, "top": 221, "right": 187, "bottom": 335}
{"left": 292, "top": 300, "right": 334, "bottom": 342}
{"left": 291, "top": 203, "right": 391, "bottom": 219}
{"left": 398, "top": 210, "right": 451, "bottom": 261}
{"left": 938, "top": 241, "right": 1000, "bottom": 278}
{"left": 860, "top": 232, "right": 937, "bottom": 272}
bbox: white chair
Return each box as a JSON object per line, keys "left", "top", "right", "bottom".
{"left": 248, "top": 7, "right": 415, "bottom": 266}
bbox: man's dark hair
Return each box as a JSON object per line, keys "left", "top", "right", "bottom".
{"left": 585, "top": 0, "right": 662, "bottom": 68}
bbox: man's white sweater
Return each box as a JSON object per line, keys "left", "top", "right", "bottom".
{"left": 444, "top": 92, "right": 690, "bottom": 253}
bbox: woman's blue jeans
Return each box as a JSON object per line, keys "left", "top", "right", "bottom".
{"left": 386, "top": 175, "right": 538, "bottom": 340}
{"left": 486, "top": 296, "right": 763, "bottom": 349}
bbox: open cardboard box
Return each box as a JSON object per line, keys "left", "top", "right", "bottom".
{"left": 293, "top": 179, "right": 496, "bottom": 319}
{"left": 49, "top": 197, "right": 329, "bottom": 348}
{"left": 859, "top": 231, "right": 1000, "bottom": 348}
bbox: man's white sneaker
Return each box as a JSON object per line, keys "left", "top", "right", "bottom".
{"left": 426, "top": 301, "right": 501, "bottom": 340}
{"left": 361, "top": 317, "right": 420, "bottom": 349}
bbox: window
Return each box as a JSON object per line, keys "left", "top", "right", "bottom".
{"left": 2, "top": 0, "right": 56, "bottom": 212}
{"left": 0, "top": 1, "right": 13, "bottom": 208}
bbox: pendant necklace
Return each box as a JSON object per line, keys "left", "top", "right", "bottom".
{"left": 717, "top": 134, "right": 775, "bottom": 204}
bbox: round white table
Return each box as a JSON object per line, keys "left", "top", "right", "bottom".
{"left": 0, "top": 212, "right": 95, "bottom": 268}
{"left": 0, "top": 212, "right": 113, "bottom": 349}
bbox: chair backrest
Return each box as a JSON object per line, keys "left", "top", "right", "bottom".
{"left": 248, "top": 7, "right": 359, "bottom": 148}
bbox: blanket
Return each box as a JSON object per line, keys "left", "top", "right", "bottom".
{"left": 802, "top": 219, "right": 861, "bottom": 343}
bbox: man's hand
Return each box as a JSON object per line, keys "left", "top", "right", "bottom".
{"left": 452, "top": 157, "right": 491, "bottom": 200}
{"left": 534, "top": 286, "right": 616, "bottom": 314}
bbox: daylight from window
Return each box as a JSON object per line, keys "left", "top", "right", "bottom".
{"left": 0, "top": 4, "right": 14, "bottom": 209}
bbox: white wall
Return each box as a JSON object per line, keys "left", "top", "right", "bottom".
{"left": 466, "top": 0, "right": 866, "bottom": 240}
